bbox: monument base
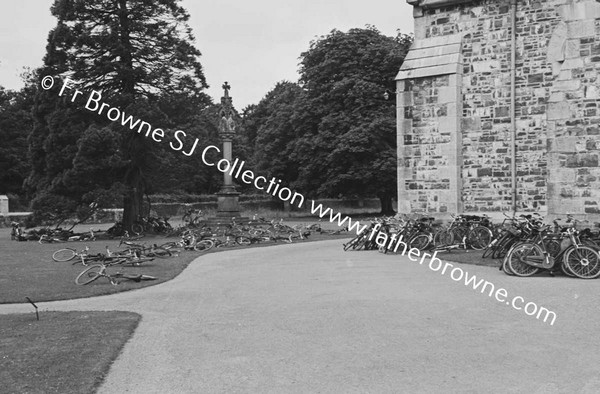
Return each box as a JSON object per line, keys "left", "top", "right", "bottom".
{"left": 202, "top": 189, "right": 251, "bottom": 225}
{"left": 216, "top": 189, "right": 241, "bottom": 217}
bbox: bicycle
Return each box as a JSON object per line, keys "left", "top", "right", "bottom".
{"left": 160, "top": 230, "right": 215, "bottom": 252}
{"left": 506, "top": 224, "right": 600, "bottom": 279}
{"left": 52, "top": 246, "right": 93, "bottom": 263}
{"left": 39, "top": 234, "right": 66, "bottom": 244}
{"left": 116, "top": 239, "right": 174, "bottom": 258}
{"left": 75, "top": 262, "right": 157, "bottom": 285}
{"left": 182, "top": 208, "right": 204, "bottom": 228}
{"left": 488, "top": 214, "right": 540, "bottom": 260}
{"left": 434, "top": 214, "right": 493, "bottom": 251}
{"left": 131, "top": 215, "right": 173, "bottom": 236}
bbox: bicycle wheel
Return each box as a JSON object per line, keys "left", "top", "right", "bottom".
{"left": 482, "top": 238, "right": 498, "bottom": 259}
{"left": 343, "top": 235, "right": 362, "bottom": 251}
{"left": 352, "top": 236, "right": 370, "bottom": 251}
{"left": 468, "top": 226, "right": 493, "bottom": 250}
{"left": 249, "top": 228, "right": 267, "bottom": 236}
{"left": 507, "top": 243, "right": 542, "bottom": 277}
{"left": 194, "top": 239, "right": 215, "bottom": 251}
{"left": 131, "top": 223, "right": 144, "bottom": 236}
{"left": 582, "top": 239, "right": 600, "bottom": 250}
{"left": 409, "top": 233, "right": 431, "bottom": 251}
{"left": 561, "top": 260, "right": 576, "bottom": 277}
{"left": 144, "top": 246, "right": 172, "bottom": 258}
{"left": 235, "top": 236, "right": 252, "bottom": 246}
{"left": 492, "top": 235, "right": 516, "bottom": 259}
{"left": 159, "top": 241, "right": 180, "bottom": 250}
{"left": 75, "top": 264, "right": 105, "bottom": 285}
{"left": 563, "top": 246, "right": 600, "bottom": 279}
{"left": 501, "top": 255, "right": 515, "bottom": 275}
{"left": 52, "top": 248, "right": 77, "bottom": 262}
{"left": 433, "top": 229, "right": 453, "bottom": 247}
{"left": 451, "top": 227, "right": 468, "bottom": 245}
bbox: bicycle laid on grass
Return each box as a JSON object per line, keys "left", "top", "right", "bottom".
{"left": 116, "top": 239, "right": 174, "bottom": 258}
{"left": 182, "top": 208, "right": 205, "bottom": 228}
{"left": 75, "top": 262, "right": 157, "bottom": 285}
{"left": 52, "top": 246, "right": 92, "bottom": 263}
{"left": 160, "top": 230, "right": 215, "bottom": 252}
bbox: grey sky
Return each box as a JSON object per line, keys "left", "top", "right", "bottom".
{"left": 0, "top": 1, "right": 414, "bottom": 109}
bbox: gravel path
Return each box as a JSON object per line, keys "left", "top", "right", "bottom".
{"left": 2, "top": 239, "right": 599, "bottom": 393}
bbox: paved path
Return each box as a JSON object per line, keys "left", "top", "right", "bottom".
{"left": 2, "top": 240, "right": 600, "bottom": 393}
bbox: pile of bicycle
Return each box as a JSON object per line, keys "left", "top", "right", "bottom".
{"left": 11, "top": 222, "right": 99, "bottom": 243}
{"left": 43, "top": 216, "right": 344, "bottom": 286}
{"left": 167, "top": 216, "right": 344, "bottom": 249}
{"left": 49, "top": 237, "right": 177, "bottom": 286}
{"left": 343, "top": 213, "right": 600, "bottom": 279}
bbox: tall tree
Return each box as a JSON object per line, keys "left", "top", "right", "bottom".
{"left": 295, "top": 27, "right": 412, "bottom": 213}
{"left": 241, "top": 81, "right": 304, "bottom": 185}
{"left": 29, "top": 0, "right": 210, "bottom": 229}
{"left": 244, "top": 27, "right": 412, "bottom": 213}
{"left": 0, "top": 85, "right": 34, "bottom": 206}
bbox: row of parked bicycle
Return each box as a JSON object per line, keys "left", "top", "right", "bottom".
{"left": 343, "top": 213, "right": 495, "bottom": 253}
{"left": 343, "top": 213, "right": 600, "bottom": 279}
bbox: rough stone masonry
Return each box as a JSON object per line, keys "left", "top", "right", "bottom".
{"left": 397, "top": 0, "right": 600, "bottom": 220}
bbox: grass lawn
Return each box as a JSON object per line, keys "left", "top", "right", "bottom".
{"left": 428, "top": 249, "right": 498, "bottom": 267}
{"left": 0, "top": 311, "right": 140, "bottom": 394}
{"left": 0, "top": 222, "right": 351, "bottom": 304}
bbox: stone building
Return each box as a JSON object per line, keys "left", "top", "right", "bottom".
{"left": 396, "top": 0, "right": 600, "bottom": 219}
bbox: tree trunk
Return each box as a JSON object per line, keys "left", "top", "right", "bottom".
{"left": 121, "top": 167, "right": 144, "bottom": 232}
{"left": 379, "top": 193, "right": 395, "bottom": 215}
{"left": 117, "top": 0, "right": 142, "bottom": 233}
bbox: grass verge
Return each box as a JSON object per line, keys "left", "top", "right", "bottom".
{"left": 0, "top": 311, "right": 140, "bottom": 394}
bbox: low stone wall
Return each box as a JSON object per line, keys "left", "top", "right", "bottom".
{"left": 0, "top": 212, "right": 32, "bottom": 227}
{"left": 150, "top": 198, "right": 386, "bottom": 218}
{"left": 0, "top": 198, "right": 391, "bottom": 227}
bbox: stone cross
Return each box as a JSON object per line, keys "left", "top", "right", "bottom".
{"left": 219, "top": 81, "right": 235, "bottom": 136}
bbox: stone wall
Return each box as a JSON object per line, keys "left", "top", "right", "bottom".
{"left": 546, "top": 1, "right": 600, "bottom": 216}
{"left": 398, "top": 0, "right": 600, "bottom": 219}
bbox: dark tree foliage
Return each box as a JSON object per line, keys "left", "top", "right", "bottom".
{"left": 49, "top": 0, "right": 207, "bottom": 102}
{"left": 240, "top": 81, "right": 304, "bottom": 188}
{"left": 147, "top": 102, "right": 223, "bottom": 196}
{"left": 242, "top": 27, "right": 412, "bottom": 214}
{"left": 0, "top": 85, "right": 34, "bottom": 206}
{"left": 28, "top": 0, "right": 211, "bottom": 228}
{"left": 295, "top": 27, "right": 412, "bottom": 213}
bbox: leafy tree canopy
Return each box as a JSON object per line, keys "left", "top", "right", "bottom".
{"left": 0, "top": 83, "right": 35, "bottom": 204}
{"left": 27, "top": 0, "right": 213, "bottom": 228}
{"left": 242, "top": 27, "right": 412, "bottom": 213}
{"left": 49, "top": 0, "right": 208, "bottom": 101}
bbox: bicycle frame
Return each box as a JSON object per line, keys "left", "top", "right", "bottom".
{"left": 515, "top": 227, "right": 584, "bottom": 270}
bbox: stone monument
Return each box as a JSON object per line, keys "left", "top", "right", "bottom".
{"left": 216, "top": 82, "right": 242, "bottom": 218}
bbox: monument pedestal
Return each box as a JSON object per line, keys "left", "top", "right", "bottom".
{"left": 201, "top": 189, "right": 249, "bottom": 226}
{"left": 216, "top": 189, "right": 241, "bottom": 218}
